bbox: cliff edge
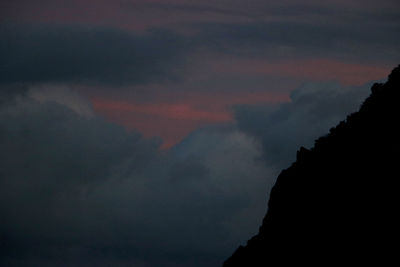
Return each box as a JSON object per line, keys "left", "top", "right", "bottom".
{"left": 224, "top": 65, "right": 400, "bottom": 266}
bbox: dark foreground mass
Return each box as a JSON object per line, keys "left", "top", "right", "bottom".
{"left": 224, "top": 65, "right": 400, "bottom": 266}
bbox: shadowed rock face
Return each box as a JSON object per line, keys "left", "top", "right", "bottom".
{"left": 224, "top": 65, "right": 400, "bottom": 266}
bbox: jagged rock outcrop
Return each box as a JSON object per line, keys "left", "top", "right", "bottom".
{"left": 224, "top": 65, "right": 400, "bottom": 266}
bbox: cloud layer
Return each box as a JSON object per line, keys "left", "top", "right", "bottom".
{"left": 235, "top": 81, "right": 372, "bottom": 169}
{"left": 0, "top": 25, "right": 188, "bottom": 85}
{"left": 0, "top": 86, "right": 271, "bottom": 266}
{"left": 0, "top": 79, "right": 374, "bottom": 266}
{"left": 1, "top": 1, "right": 398, "bottom": 266}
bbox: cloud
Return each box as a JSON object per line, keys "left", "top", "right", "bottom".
{"left": 192, "top": 20, "right": 400, "bottom": 62}
{"left": 0, "top": 86, "right": 272, "bottom": 267}
{"left": 1, "top": 11, "right": 398, "bottom": 89}
{"left": 0, "top": 24, "right": 189, "bottom": 85}
{"left": 0, "top": 79, "right": 381, "bottom": 266}
{"left": 234, "top": 81, "right": 374, "bottom": 169}
{"left": 27, "top": 84, "right": 95, "bottom": 118}
{"left": 0, "top": 2, "right": 398, "bottom": 265}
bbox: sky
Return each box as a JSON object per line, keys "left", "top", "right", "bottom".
{"left": 1, "top": 1, "right": 399, "bottom": 266}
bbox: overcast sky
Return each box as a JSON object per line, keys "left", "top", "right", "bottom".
{"left": 1, "top": 1, "right": 399, "bottom": 266}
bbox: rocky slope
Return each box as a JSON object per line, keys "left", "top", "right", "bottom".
{"left": 224, "top": 65, "right": 400, "bottom": 266}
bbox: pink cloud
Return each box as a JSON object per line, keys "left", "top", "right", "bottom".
{"left": 91, "top": 99, "right": 232, "bottom": 122}
{"left": 91, "top": 98, "right": 231, "bottom": 149}
{"left": 90, "top": 90, "right": 288, "bottom": 149}
{"left": 211, "top": 58, "right": 391, "bottom": 86}
{"left": 1, "top": 0, "right": 254, "bottom": 32}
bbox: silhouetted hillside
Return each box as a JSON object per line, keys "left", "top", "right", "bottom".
{"left": 224, "top": 65, "right": 400, "bottom": 266}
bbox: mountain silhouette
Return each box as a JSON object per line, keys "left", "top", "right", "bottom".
{"left": 223, "top": 65, "right": 400, "bottom": 266}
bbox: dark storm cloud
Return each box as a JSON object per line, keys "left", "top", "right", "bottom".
{"left": 1, "top": 1, "right": 399, "bottom": 266}
{"left": 2, "top": 12, "right": 399, "bottom": 89}
{"left": 193, "top": 21, "right": 400, "bottom": 62}
{"left": 0, "top": 86, "right": 271, "bottom": 267}
{"left": 234, "top": 81, "right": 374, "bottom": 169}
{"left": 0, "top": 24, "right": 189, "bottom": 85}
{"left": 0, "top": 79, "right": 384, "bottom": 266}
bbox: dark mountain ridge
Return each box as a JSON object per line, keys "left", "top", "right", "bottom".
{"left": 224, "top": 65, "right": 400, "bottom": 266}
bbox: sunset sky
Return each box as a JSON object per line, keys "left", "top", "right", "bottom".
{"left": 1, "top": 1, "right": 399, "bottom": 266}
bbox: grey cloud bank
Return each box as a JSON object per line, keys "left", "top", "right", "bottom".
{"left": 1, "top": 15, "right": 399, "bottom": 91}
{"left": 0, "top": 86, "right": 270, "bottom": 266}
{"left": 1, "top": 1, "right": 398, "bottom": 265}
{"left": 0, "top": 79, "right": 374, "bottom": 266}
{"left": 0, "top": 25, "right": 188, "bottom": 86}
{"left": 234, "top": 81, "right": 373, "bottom": 169}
